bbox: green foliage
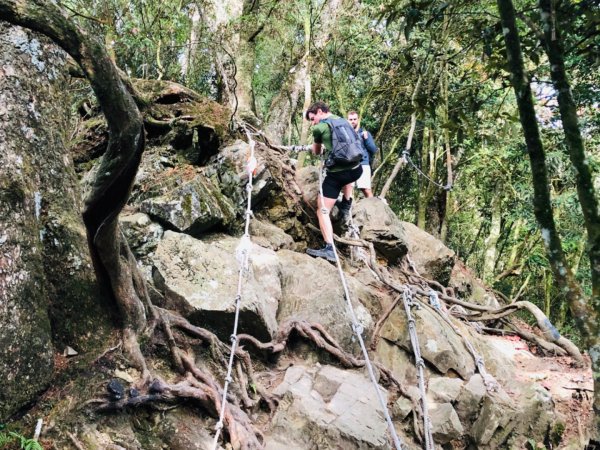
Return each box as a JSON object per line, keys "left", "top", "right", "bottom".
{"left": 0, "top": 429, "right": 43, "bottom": 450}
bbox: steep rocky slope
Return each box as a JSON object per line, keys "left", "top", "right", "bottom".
{"left": 1, "top": 55, "right": 593, "bottom": 448}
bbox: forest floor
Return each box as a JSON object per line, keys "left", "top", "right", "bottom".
{"left": 487, "top": 326, "right": 593, "bottom": 449}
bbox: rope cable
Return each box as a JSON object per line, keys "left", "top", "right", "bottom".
{"left": 211, "top": 126, "right": 257, "bottom": 450}
{"left": 402, "top": 151, "right": 452, "bottom": 191}
{"left": 317, "top": 161, "right": 405, "bottom": 450}
{"left": 427, "top": 290, "right": 499, "bottom": 393}
{"left": 401, "top": 287, "right": 435, "bottom": 450}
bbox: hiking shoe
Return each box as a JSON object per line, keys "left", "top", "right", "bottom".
{"left": 306, "top": 244, "right": 336, "bottom": 262}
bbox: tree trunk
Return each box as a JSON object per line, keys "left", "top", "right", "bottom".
{"left": 482, "top": 194, "right": 502, "bottom": 283}
{"left": 0, "top": 0, "right": 152, "bottom": 374}
{"left": 417, "top": 126, "right": 430, "bottom": 229}
{"left": 299, "top": 10, "right": 312, "bottom": 144}
{"left": 181, "top": 4, "right": 201, "bottom": 81}
{"left": 497, "top": 0, "right": 586, "bottom": 364}
{"left": 539, "top": 0, "right": 600, "bottom": 431}
{"left": 265, "top": 0, "right": 343, "bottom": 144}
{"left": 204, "top": 0, "right": 257, "bottom": 121}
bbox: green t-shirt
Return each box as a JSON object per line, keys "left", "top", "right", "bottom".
{"left": 312, "top": 115, "right": 357, "bottom": 172}
{"left": 312, "top": 114, "right": 338, "bottom": 153}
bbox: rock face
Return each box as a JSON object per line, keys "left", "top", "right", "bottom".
{"left": 379, "top": 303, "right": 476, "bottom": 379}
{"left": 6, "top": 56, "right": 585, "bottom": 447}
{"left": 277, "top": 250, "right": 374, "bottom": 348}
{"left": 267, "top": 364, "right": 393, "bottom": 449}
{"left": 0, "top": 24, "right": 112, "bottom": 420}
{"left": 399, "top": 221, "right": 456, "bottom": 284}
{"left": 352, "top": 197, "right": 409, "bottom": 263}
{"left": 449, "top": 260, "right": 500, "bottom": 308}
{"left": 152, "top": 231, "right": 281, "bottom": 341}
{"left": 140, "top": 173, "right": 235, "bottom": 235}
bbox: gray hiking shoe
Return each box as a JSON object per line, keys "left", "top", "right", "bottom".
{"left": 306, "top": 244, "right": 336, "bottom": 262}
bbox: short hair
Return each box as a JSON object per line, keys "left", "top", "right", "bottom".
{"left": 347, "top": 110, "right": 359, "bottom": 117}
{"left": 305, "top": 101, "right": 330, "bottom": 120}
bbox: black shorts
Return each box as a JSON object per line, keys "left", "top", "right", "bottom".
{"left": 322, "top": 165, "right": 363, "bottom": 199}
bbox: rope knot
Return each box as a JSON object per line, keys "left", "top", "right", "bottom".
{"left": 352, "top": 323, "right": 364, "bottom": 335}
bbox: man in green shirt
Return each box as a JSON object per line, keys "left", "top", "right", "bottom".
{"left": 304, "top": 101, "right": 363, "bottom": 262}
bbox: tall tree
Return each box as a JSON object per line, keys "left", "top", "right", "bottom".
{"left": 497, "top": 0, "right": 599, "bottom": 435}
{"left": 264, "top": 0, "right": 343, "bottom": 143}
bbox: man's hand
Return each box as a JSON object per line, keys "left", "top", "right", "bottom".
{"left": 362, "top": 130, "right": 368, "bottom": 139}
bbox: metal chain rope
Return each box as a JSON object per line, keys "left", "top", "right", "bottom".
{"left": 211, "top": 128, "right": 258, "bottom": 450}
{"left": 402, "top": 151, "right": 451, "bottom": 191}
{"left": 401, "top": 287, "right": 435, "bottom": 450}
{"left": 317, "top": 162, "right": 405, "bottom": 450}
{"left": 427, "top": 290, "right": 499, "bottom": 392}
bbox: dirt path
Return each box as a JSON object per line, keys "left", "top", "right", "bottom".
{"left": 487, "top": 333, "right": 593, "bottom": 448}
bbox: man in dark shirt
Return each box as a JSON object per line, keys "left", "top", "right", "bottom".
{"left": 347, "top": 111, "right": 377, "bottom": 198}
{"left": 304, "top": 101, "right": 363, "bottom": 262}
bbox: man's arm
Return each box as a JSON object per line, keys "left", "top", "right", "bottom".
{"left": 363, "top": 131, "right": 378, "bottom": 157}
{"left": 312, "top": 124, "right": 325, "bottom": 155}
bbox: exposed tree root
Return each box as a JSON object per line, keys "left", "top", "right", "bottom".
{"left": 238, "top": 319, "right": 426, "bottom": 438}
{"left": 333, "top": 233, "right": 584, "bottom": 366}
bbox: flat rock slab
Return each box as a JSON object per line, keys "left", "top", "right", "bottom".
{"left": 268, "top": 364, "right": 392, "bottom": 449}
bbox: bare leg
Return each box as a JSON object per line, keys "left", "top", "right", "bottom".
{"left": 342, "top": 184, "right": 354, "bottom": 201}
{"left": 362, "top": 188, "right": 373, "bottom": 198}
{"left": 317, "top": 195, "right": 337, "bottom": 243}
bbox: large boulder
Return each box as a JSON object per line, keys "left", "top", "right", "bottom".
{"left": 140, "top": 173, "right": 235, "bottom": 236}
{"left": 399, "top": 221, "right": 456, "bottom": 284}
{"left": 267, "top": 364, "right": 395, "bottom": 449}
{"left": 429, "top": 403, "right": 464, "bottom": 444}
{"left": 449, "top": 260, "right": 500, "bottom": 308}
{"left": 378, "top": 302, "right": 476, "bottom": 379}
{"left": 205, "top": 140, "right": 275, "bottom": 209}
{"left": 277, "top": 249, "right": 374, "bottom": 348}
{"left": 249, "top": 219, "right": 295, "bottom": 251}
{"left": 352, "top": 198, "right": 408, "bottom": 263}
{"left": 152, "top": 231, "right": 281, "bottom": 341}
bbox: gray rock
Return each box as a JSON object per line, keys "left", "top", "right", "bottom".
{"left": 0, "top": 23, "right": 111, "bottom": 420}
{"left": 152, "top": 231, "right": 280, "bottom": 341}
{"left": 399, "top": 221, "right": 456, "bottom": 284}
{"left": 270, "top": 364, "right": 393, "bottom": 449}
{"left": 120, "top": 212, "right": 164, "bottom": 279}
{"left": 449, "top": 260, "right": 500, "bottom": 308}
{"left": 249, "top": 219, "right": 295, "bottom": 250}
{"left": 427, "top": 377, "right": 464, "bottom": 403}
{"left": 140, "top": 174, "right": 235, "bottom": 236}
{"left": 206, "top": 140, "right": 275, "bottom": 209}
{"left": 429, "top": 403, "right": 464, "bottom": 444}
{"left": 276, "top": 249, "right": 373, "bottom": 348}
{"left": 352, "top": 198, "right": 408, "bottom": 263}
{"left": 392, "top": 396, "right": 414, "bottom": 421}
{"left": 295, "top": 166, "right": 320, "bottom": 212}
{"left": 455, "top": 374, "right": 487, "bottom": 424}
{"left": 471, "top": 394, "right": 516, "bottom": 446}
{"left": 374, "top": 338, "right": 416, "bottom": 387}
{"left": 379, "top": 303, "right": 475, "bottom": 379}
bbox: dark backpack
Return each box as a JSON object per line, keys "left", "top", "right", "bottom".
{"left": 322, "top": 117, "right": 364, "bottom": 168}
